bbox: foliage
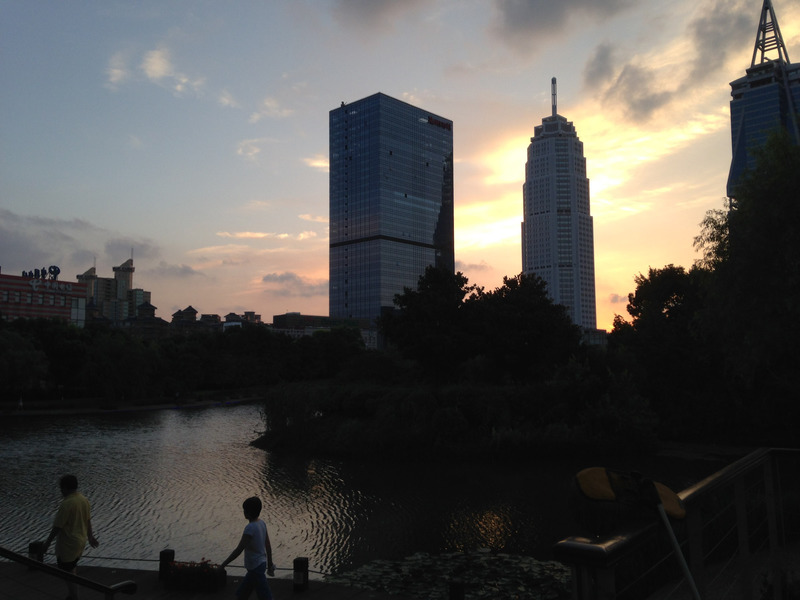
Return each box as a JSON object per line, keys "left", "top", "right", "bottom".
{"left": 380, "top": 268, "right": 581, "bottom": 383}
{"left": 611, "top": 132, "right": 800, "bottom": 446}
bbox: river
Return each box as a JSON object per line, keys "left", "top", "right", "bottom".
{"left": 0, "top": 402, "right": 731, "bottom": 578}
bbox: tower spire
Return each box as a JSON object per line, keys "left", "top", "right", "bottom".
{"left": 751, "top": 0, "right": 791, "bottom": 67}
{"left": 551, "top": 77, "right": 557, "bottom": 117}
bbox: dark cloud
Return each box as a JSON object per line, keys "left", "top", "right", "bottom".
{"left": 330, "top": 0, "right": 426, "bottom": 33}
{"left": 687, "top": 1, "right": 751, "bottom": 84}
{"left": 147, "top": 261, "right": 204, "bottom": 279}
{"left": 105, "top": 237, "right": 161, "bottom": 263}
{"left": 0, "top": 208, "right": 103, "bottom": 275}
{"left": 262, "top": 271, "right": 327, "bottom": 297}
{"left": 583, "top": 42, "right": 617, "bottom": 89}
{"left": 0, "top": 208, "right": 166, "bottom": 281}
{"left": 455, "top": 260, "right": 491, "bottom": 272}
{"left": 583, "top": 0, "right": 754, "bottom": 123}
{"left": 609, "top": 293, "right": 628, "bottom": 304}
{"left": 491, "top": 0, "right": 635, "bottom": 52}
{"left": 604, "top": 63, "right": 674, "bottom": 121}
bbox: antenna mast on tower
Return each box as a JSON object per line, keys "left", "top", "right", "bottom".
{"left": 751, "top": 0, "right": 791, "bottom": 66}
{"left": 551, "top": 77, "right": 557, "bottom": 116}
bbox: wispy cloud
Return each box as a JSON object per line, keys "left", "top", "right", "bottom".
{"left": 140, "top": 46, "right": 204, "bottom": 96}
{"left": 236, "top": 137, "right": 273, "bottom": 161}
{"left": 105, "top": 51, "right": 130, "bottom": 90}
{"left": 299, "top": 214, "right": 328, "bottom": 223}
{"left": 218, "top": 89, "right": 239, "bottom": 108}
{"left": 262, "top": 271, "right": 327, "bottom": 297}
{"left": 303, "top": 154, "right": 329, "bottom": 172}
{"left": 216, "top": 231, "right": 318, "bottom": 241}
{"left": 249, "top": 97, "right": 293, "bottom": 122}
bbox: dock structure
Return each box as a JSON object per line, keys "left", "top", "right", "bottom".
{"left": 0, "top": 561, "right": 415, "bottom": 600}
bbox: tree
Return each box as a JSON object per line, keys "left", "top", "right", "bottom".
{"left": 696, "top": 131, "right": 800, "bottom": 396}
{"left": 379, "top": 266, "right": 481, "bottom": 380}
{"left": 467, "top": 273, "right": 580, "bottom": 382}
{"left": 610, "top": 265, "right": 714, "bottom": 438}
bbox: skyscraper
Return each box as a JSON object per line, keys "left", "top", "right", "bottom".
{"left": 329, "top": 93, "right": 454, "bottom": 323}
{"left": 727, "top": 0, "right": 800, "bottom": 197}
{"left": 521, "top": 78, "right": 596, "bottom": 330}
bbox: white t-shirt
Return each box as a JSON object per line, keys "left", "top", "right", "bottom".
{"left": 243, "top": 519, "right": 267, "bottom": 570}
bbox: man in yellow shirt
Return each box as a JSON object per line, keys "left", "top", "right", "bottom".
{"left": 43, "top": 475, "right": 99, "bottom": 600}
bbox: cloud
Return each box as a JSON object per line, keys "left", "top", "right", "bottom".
{"left": 105, "top": 52, "right": 130, "bottom": 89}
{"left": 141, "top": 48, "right": 172, "bottom": 80}
{"left": 236, "top": 137, "right": 272, "bottom": 161}
{"left": 218, "top": 89, "right": 240, "bottom": 108}
{"left": 105, "top": 238, "right": 161, "bottom": 262}
{"left": 330, "top": 0, "right": 426, "bottom": 33}
{"left": 604, "top": 63, "right": 675, "bottom": 121}
{"left": 686, "top": 1, "right": 751, "bottom": 83}
{"left": 456, "top": 260, "right": 491, "bottom": 272}
{"left": 147, "top": 261, "right": 204, "bottom": 279}
{"left": 490, "top": 0, "right": 635, "bottom": 52}
{"left": 249, "top": 97, "right": 293, "bottom": 122}
{"left": 0, "top": 209, "right": 161, "bottom": 279}
{"left": 303, "top": 154, "right": 329, "bottom": 172}
{"left": 262, "top": 271, "right": 328, "bottom": 297}
{"left": 139, "top": 46, "right": 204, "bottom": 96}
{"left": 299, "top": 214, "right": 328, "bottom": 223}
{"left": 216, "top": 231, "right": 318, "bottom": 241}
{"left": 583, "top": 42, "right": 617, "bottom": 90}
{"left": 609, "top": 293, "right": 628, "bottom": 304}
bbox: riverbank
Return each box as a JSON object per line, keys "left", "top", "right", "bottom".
{"left": 0, "top": 394, "right": 263, "bottom": 417}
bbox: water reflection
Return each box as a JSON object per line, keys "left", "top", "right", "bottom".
{"left": 0, "top": 403, "right": 726, "bottom": 578}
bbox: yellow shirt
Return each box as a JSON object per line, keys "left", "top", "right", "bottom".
{"left": 53, "top": 492, "right": 91, "bottom": 562}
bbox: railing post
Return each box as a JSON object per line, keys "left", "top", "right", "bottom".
{"left": 763, "top": 457, "right": 781, "bottom": 600}
{"left": 594, "top": 566, "right": 616, "bottom": 600}
{"left": 685, "top": 506, "right": 705, "bottom": 596}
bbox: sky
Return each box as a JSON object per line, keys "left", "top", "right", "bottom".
{"left": 2, "top": 0, "right": 798, "bottom": 331}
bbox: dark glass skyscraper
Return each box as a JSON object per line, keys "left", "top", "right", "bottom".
{"left": 727, "top": 0, "right": 800, "bottom": 197}
{"left": 329, "top": 93, "right": 454, "bottom": 322}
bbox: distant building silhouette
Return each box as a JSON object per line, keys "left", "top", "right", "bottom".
{"left": 521, "top": 78, "right": 597, "bottom": 331}
{"left": 727, "top": 0, "right": 800, "bottom": 197}
{"left": 77, "top": 258, "right": 152, "bottom": 324}
{"left": 329, "top": 92, "right": 454, "bottom": 324}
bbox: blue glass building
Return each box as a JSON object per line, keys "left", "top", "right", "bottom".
{"left": 727, "top": 0, "right": 800, "bottom": 197}
{"left": 329, "top": 93, "right": 454, "bottom": 322}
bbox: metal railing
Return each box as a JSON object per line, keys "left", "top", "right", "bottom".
{"left": 0, "top": 545, "right": 137, "bottom": 599}
{"left": 553, "top": 448, "right": 800, "bottom": 600}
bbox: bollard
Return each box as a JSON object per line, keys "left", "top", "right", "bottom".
{"left": 28, "top": 541, "right": 45, "bottom": 570}
{"left": 449, "top": 580, "right": 465, "bottom": 600}
{"left": 293, "top": 556, "right": 309, "bottom": 592}
{"left": 159, "top": 549, "right": 175, "bottom": 581}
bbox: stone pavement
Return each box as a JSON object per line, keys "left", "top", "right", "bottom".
{"left": 0, "top": 561, "right": 417, "bottom": 600}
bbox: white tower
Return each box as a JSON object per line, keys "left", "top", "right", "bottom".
{"left": 521, "top": 78, "right": 596, "bottom": 330}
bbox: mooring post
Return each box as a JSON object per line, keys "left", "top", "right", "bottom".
{"left": 28, "top": 541, "right": 45, "bottom": 571}
{"left": 293, "top": 556, "right": 309, "bottom": 591}
{"left": 159, "top": 549, "right": 175, "bottom": 581}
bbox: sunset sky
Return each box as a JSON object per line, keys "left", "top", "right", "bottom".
{"left": 2, "top": 1, "right": 798, "bottom": 330}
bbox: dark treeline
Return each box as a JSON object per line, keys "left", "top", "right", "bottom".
{"left": 0, "top": 319, "right": 365, "bottom": 407}
{"left": 3, "top": 133, "right": 797, "bottom": 457}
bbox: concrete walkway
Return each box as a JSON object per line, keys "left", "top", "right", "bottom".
{"left": 0, "top": 562, "right": 418, "bottom": 600}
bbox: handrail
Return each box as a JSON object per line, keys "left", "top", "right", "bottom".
{"left": 553, "top": 447, "right": 800, "bottom": 600}
{"left": 0, "top": 545, "right": 137, "bottom": 599}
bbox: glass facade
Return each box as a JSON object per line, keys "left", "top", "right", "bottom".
{"left": 727, "top": 59, "right": 800, "bottom": 197}
{"left": 329, "top": 93, "right": 454, "bottom": 322}
{"left": 521, "top": 113, "right": 596, "bottom": 330}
